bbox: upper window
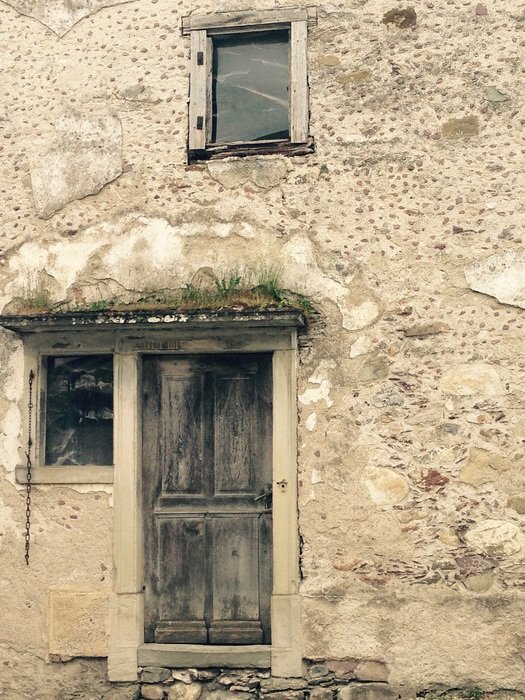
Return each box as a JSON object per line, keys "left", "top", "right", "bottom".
{"left": 183, "top": 7, "right": 316, "bottom": 161}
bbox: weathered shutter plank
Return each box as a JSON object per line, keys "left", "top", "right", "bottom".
{"left": 290, "top": 20, "right": 309, "bottom": 143}
{"left": 189, "top": 30, "right": 209, "bottom": 152}
{"left": 182, "top": 8, "right": 313, "bottom": 34}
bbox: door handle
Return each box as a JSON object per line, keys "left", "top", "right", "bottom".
{"left": 254, "top": 486, "right": 272, "bottom": 510}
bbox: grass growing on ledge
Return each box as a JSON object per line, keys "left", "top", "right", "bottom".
{"left": 7, "top": 266, "right": 315, "bottom": 316}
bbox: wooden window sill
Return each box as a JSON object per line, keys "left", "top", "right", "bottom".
{"left": 189, "top": 137, "right": 315, "bottom": 163}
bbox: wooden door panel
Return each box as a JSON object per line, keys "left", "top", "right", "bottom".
{"left": 160, "top": 374, "right": 206, "bottom": 494}
{"left": 211, "top": 515, "right": 261, "bottom": 621}
{"left": 214, "top": 376, "right": 256, "bottom": 494}
{"left": 143, "top": 354, "right": 272, "bottom": 645}
{"left": 157, "top": 518, "right": 206, "bottom": 617}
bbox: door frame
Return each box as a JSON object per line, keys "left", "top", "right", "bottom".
{"left": 108, "top": 323, "right": 302, "bottom": 680}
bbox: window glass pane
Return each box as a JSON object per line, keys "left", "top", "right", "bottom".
{"left": 212, "top": 30, "right": 289, "bottom": 144}
{"left": 45, "top": 355, "right": 113, "bottom": 466}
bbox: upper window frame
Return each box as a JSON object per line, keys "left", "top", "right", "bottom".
{"left": 182, "top": 7, "right": 317, "bottom": 162}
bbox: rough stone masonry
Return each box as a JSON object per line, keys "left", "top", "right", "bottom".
{"left": 0, "top": 0, "right": 525, "bottom": 698}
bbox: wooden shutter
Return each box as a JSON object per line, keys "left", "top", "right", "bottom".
{"left": 188, "top": 30, "right": 212, "bottom": 152}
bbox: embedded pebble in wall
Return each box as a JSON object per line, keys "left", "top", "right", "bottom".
{"left": 364, "top": 466, "right": 410, "bottom": 505}
{"left": 465, "top": 520, "right": 523, "bottom": 556}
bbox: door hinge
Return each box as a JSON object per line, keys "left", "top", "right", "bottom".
{"left": 197, "top": 51, "right": 204, "bottom": 65}
{"left": 196, "top": 116, "right": 204, "bottom": 130}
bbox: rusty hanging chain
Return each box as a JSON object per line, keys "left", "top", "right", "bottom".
{"left": 24, "top": 369, "right": 34, "bottom": 566}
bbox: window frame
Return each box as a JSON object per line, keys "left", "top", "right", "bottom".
{"left": 183, "top": 7, "right": 317, "bottom": 162}
{"left": 16, "top": 343, "right": 115, "bottom": 486}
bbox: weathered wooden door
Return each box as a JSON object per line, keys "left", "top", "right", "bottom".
{"left": 142, "top": 354, "right": 272, "bottom": 645}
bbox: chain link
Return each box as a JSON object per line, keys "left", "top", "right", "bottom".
{"left": 24, "top": 369, "right": 34, "bottom": 566}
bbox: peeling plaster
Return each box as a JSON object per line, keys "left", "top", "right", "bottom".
{"left": 305, "top": 413, "right": 317, "bottom": 432}
{"left": 2, "top": 0, "right": 136, "bottom": 37}
{"left": 30, "top": 111, "right": 122, "bottom": 219}
{"left": 465, "top": 250, "right": 525, "bottom": 309}
{"left": 299, "top": 361, "right": 336, "bottom": 408}
{"left": 0, "top": 495, "right": 19, "bottom": 548}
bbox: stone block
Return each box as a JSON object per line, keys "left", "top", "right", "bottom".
{"left": 309, "top": 665, "right": 331, "bottom": 679}
{"left": 48, "top": 587, "right": 108, "bottom": 657}
{"left": 204, "top": 691, "right": 253, "bottom": 700}
{"left": 309, "top": 688, "right": 334, "bottom": 700}
{"left": 460, "top": 448, "right": 512, "bottom": 487}
{"left": 168, "top": 682, "right": 202, "bottom": 700}
{"left": 354, "top": 662, "right": 389, "bottom": 683}
{"left": 263, "top": 693, "right": 305, "bottom": 700}
{"left": 261, "top": 678, "right": 308, "bottom": 692}
{"left": 142, "top": 667, "right": 172, "bottom": 684}
{"left": 326, "top": 660, "right": 357, "bottom": 678}
{"left": 338, "top": 684, "right": 397, "bottom": 700}
{"left": 508, "top": 493, "right": 525, "bottom": 514}
{"left": 141, "top": 685, "right": 166, "bottom": 700}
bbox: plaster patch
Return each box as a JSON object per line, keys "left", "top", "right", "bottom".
{"left": 103, "top": 217, "right": 183, "bottom": 271}
{"left": 305, "top": 413, "right": 317, "bottom": 431}
{"left": 207, "top": 158, "right": 290, "bottom": 189}
{"left": 342, "top": 300, "right": 380, "bottom": 331}
{"left": 30, "top": 111, "right": 122, "bottom": 219}
{"left": 48, "top": 587, "right": 109, "bottom": 657}
{"left": 8, "top": 238, "right": 103, "bottom": 297}
{"left": 3, "top": 0, "right": 134, "bottom": 37}
{"left": 311, "top": 468, "right": 323, "bottom": 484}
{"left": 299, "top": 361, "right": 335, "bottom": 407}
{"left": 0, "top": 495, "right": 18, "bottom": 548}
{"left": 465, "top": 250, "right": 525, "bottom": 309}
{"left": 299, "top": 380, "right": 333, "bottom": 408}
{"left": 350, "top": 335, "right": 371, "bottom": 358}
{"left": 0, "top": 403, "right": 22, "bottom": 478}
{"left": 439, "top": 363, "right": 505, "bottom": 396}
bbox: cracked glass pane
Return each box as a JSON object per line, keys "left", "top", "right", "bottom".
{"left": 45, "top": 355, "right": 113, "bottom": 466}
{"left": 212, "top": 30, "right": 290, "bottom": 144}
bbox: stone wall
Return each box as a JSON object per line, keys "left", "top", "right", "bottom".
{"left": 1, "top": 0, "right": 525, "bottom": 698}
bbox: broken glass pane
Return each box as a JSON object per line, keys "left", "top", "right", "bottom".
{"left": 212, "top": 30, "right": 290, "bottom": 144}
{"left": 45, "top": 355, "right": 113, "bottom": 466}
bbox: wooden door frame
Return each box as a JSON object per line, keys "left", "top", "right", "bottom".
{"left": 108, "top": 326, "right": 302, "bottom": 680}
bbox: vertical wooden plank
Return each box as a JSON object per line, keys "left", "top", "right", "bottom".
{"left": 155, "top": 517, "right": 207, "bottom": 642}
{"left": 290, "top": 21, "right": 309, "bottom": 143}
{"left": 205, "top": 35, "right": 213, "bottom": 145}
{"left": 214, "top": 375, "right": 255, "bottom": 493}
{"left": 211, "top": 516, "right": 260, "bottom": 621}
{"left": 189, "top": 30, "right": 209, "bottom": 151}
{"left": 160, "top": 374, "right": 205, "bottom": 494}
